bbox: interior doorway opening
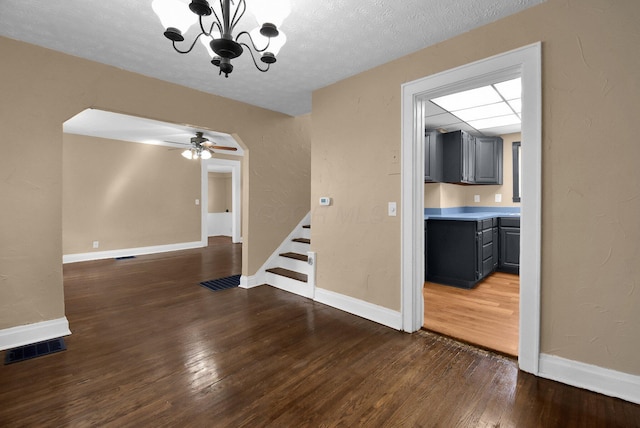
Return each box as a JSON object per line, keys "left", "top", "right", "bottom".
{"left": 401, "top": 43, "right": 541, "bottom": 374}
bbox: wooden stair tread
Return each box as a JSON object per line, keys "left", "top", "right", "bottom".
{"left": 292, "top": 238, "right": 310, "bottom": 244}
{"left": 266, "top": 267, "right": 308, "bottom": 283}
{"left": 302, "top": 225, "right": 311, "bottom": 229}
{"left": 280, "top": 252, "right": 308, "bottom": 262}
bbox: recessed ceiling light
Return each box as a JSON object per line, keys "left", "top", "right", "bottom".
{"left": 494, "top": 78, "right": 521, "bottom": 100}
{"left": 468, "top": 114, "right": 521, "bottom": 130}
{"left": 451, "top": 102, "right": 514, "bottom": 122}
{"left": 431, "top": 86, "right": 502, "bottom": 111}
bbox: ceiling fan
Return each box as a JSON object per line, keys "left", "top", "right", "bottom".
{"left": 168, "top": 131, "right": 237, "bottom": 159}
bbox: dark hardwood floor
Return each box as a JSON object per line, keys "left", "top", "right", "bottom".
{"left": 1, "top": 237, "right": 638, "bottom": 427}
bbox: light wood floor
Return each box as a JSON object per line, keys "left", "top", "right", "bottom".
{"left": 424, "top": 272, "right": 520, "bottom": 356}
{"left": 2, "top": 240, "right": 638, "bottom": 426}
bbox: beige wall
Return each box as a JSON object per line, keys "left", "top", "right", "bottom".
{"left": 425, "top": 133, "right": 522, "bottom": 208}
{"left": 312, "top": 0, "right": 640, "bottom": 375}
{"left": 0, "top": 36, "right": 310, "bottom": 331}
{"left": 208, "top": 172, "right": 232, "bottom": 213}
{"left": 63, "top": 134, "right": 201, "bottom": 254}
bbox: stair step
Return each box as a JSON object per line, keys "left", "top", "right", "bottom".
{"left": 302, "top": 225, "right": 311, "bottom": 229}
{"left": 292, "top": 238, "right": 310, "bottom": 244}
{"left": 280, "top": 252, "right": 308, "bottom": 262}
{"left": 266, "top": 267, "right": 308, "bottom": 283}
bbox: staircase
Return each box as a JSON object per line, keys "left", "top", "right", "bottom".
{"left": 265, "top": 224, "right": 315, "bottom": 298}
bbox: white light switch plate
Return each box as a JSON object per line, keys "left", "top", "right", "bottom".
{"left": 388, "top": 202, "right": 397, "bottom": 216}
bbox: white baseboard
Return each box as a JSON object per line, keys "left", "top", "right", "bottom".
{"left": 539, "top": 353, "right": 640, "bottom": 404}
{"left": 314, "top": 288, "right": 402, "bottom": 330}
{"left": 63, "top": 241, "right": 204, "bottom": 264}
{"left": 240, "top": 275, "right": 261, "bottom": 289}
{"left": 0, "top": 317, "right": 71, "bottom": 352}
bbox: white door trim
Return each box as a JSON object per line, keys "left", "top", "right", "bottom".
{"left": 400, "top": 43, "right": 542, "bottom": 374}
{"left": 201, "top": 157, "right": 242, "bottom": 244}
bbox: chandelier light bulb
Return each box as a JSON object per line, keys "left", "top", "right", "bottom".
{"left": 248, "top": 0, "right": 291, "bottom": 28}
{"left": 152, "top": 0, "right": 197, "bottom": 35}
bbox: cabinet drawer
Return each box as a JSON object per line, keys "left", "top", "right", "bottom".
{"left": 482, "top": 257, "right": 494, "bottom": 277}
{"left": 480, "top": 219, "right": 494, "bottom": 230}
{"left": 481, "top": 229, "right": 493, "bottom": 245}
{"left": 500, "top": 217, "right": 520, "bottom": 228}
{"left": 482, "top": 241, "right": 493, "bottom": 260}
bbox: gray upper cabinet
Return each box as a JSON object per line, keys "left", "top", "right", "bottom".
{"left": 424, "top": 130, "right": 443, "bottom": 182}
{"left": 475, "top": 136, "right": 503, "bottom": 184}
{"left": 441, "top": 130, "right": 503, "bottom": 185}
{"left": 442, "top": 130, "right": 475, "bottom": 184}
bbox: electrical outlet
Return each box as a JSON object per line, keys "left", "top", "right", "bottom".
{"left": 474, "top": 195, "right": 480, "bottom": 203}
{"left": 495, "top": 193, "right": 502, "bottom": 203}
{"left": 92, "top": 241, "right": 99, "bottom": 249}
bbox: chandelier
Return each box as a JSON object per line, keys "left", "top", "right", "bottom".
{"left": 152, "top": 0, "right": 290, "bottom": 78}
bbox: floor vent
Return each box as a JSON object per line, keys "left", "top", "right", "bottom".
{"left": 4, "top": 338, "right": 67, "bottom": 365}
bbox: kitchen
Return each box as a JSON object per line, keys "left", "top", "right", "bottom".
{"left": 422, "top": 78, "right": 522, "bottom": 356}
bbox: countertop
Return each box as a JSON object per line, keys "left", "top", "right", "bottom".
{"left": 424, "top": 207, "right": 520, "bottom": 221}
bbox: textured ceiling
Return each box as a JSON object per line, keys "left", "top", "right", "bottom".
{"left": 0, "top": 0, "right": 544, "bottom": 117}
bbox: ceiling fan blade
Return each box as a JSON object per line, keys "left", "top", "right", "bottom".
{"left": 164, "top": 140, "right": 190, "bottom": 146}
{"left": 210, "top": 145, "right": 238, "bottom": 151}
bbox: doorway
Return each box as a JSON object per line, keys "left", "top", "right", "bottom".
{"left": 401, "top": 43, "right": 542, "bottom": 374}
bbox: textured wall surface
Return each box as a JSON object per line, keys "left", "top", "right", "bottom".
{"left": 63, "top": 134, "right": 201, "bottom": 254}
{"left": 0, "top": 36, "right": 310, "bottom": 330}
{"left": 312, "top": 0, "right": 640, "bottom": 375}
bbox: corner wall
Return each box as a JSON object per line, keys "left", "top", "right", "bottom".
{"left": 311, "top": 0, "right": 640, "bottom": 376}
{"left": 0, "top": 36, "right": 310, "bottom": 331}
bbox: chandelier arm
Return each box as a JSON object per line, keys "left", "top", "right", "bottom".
{"left": 236, "top": 31, "right": 270, "bottom": 53}
{"left": 172, "top": 32, "right": 206, "bottom": 54}
{"left": 239, "top": 42, "right": 270, "bottom": 72}
{"left": 229, "top": 0, "right": 247, "bottom": 32}
{"left": 208, "top": 4, "right": 223, "bottom": 34}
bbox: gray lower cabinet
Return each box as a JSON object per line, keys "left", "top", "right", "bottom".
{"left": 426, "top": 218, "right": 497, "bottom": 289}
{"left": 498, "top": 217, "right": 520, "bottom": 274}
{"left": 424, "top": 130, "right": 443, "bottom": 182}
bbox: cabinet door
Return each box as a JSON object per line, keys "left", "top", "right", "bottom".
{"left": 424, "top": 130, "right": 443, "bottom": 182}
{"left": 499, "top": 226, "right": 520, "bottom": 274}
{"left": 463, "top": 132, "right": 476, "bottom": 183}
{"left": 492, "top": 226, "right": 499, "bottom": 269}
{"left": 474, "top": 136, "right": 503, "bottom": 184}
{"left": 442, "top": 130, "right": 475, "bottom": 184}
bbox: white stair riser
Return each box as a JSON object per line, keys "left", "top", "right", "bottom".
{"left": 301, "top": 228, "right": 311, "bottom": 240}
{"left": 278, "top": 256, "right": 310, "bottom": 274}
{"left": 265, "top": 272, "right": 313, "bottom": 299}
{"left": 291, "top": 242, "right": 311, "bottom": 254}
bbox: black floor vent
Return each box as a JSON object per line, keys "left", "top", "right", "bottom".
{"left": 200, "top": 275, "right": 241, "bottom": 292}
{"left": 115, "top": 255, "right": 136, "bottom": 260}
{"left": 4, "top": 337, "right": 66, "bottom": 365}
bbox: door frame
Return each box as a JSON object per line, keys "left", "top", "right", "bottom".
{"left": 201, "top": 157, "right": 242, "bottom": 244}
{"left": 400, "top": 43, "right": 542, "bottom": 374}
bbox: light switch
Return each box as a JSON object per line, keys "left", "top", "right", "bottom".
{"left": 195, "top": 199, "right": 200, "bottom": 205}
{"left": 388, "top": 202, "right": 397, "bottom": 216}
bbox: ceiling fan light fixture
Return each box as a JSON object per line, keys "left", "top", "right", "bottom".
{"left": 181, "top": 149, "right": 194, "bottom": 159}
{"left": 200, "top": 150, "right": 212, "bottom": 160}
